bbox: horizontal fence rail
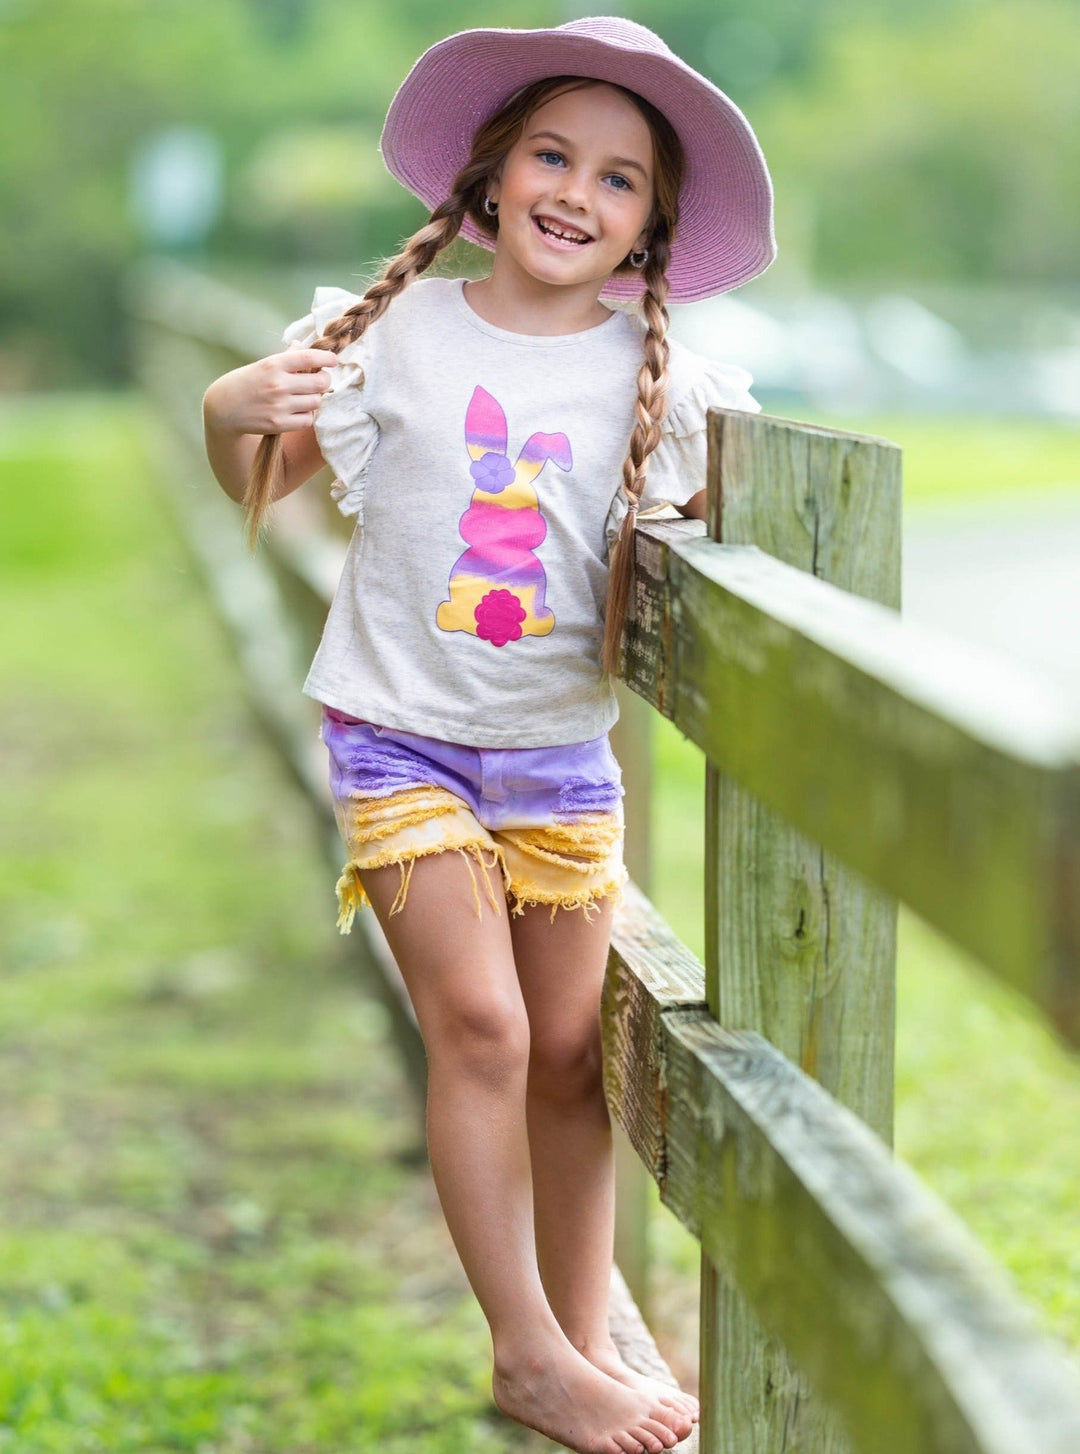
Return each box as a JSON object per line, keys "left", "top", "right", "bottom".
{"left": 604, "top": 884, "right": 1080, "bottom": 1454}
{"left": 624, "top": 514, "right": 1080, "bottom": 1043}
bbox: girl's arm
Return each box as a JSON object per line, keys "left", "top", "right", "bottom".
{"left": 675, "top": 489, "right": 707, "bottom": 521}
{"left": 202, "top": 345, "right": 339, "bottom": 504}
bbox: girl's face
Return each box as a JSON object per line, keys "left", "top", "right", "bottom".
{"left": 488, "top": 82, "right": 656, "bottom": 294}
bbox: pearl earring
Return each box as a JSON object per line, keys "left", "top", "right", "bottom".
{"left": 629, "top": 247, "right": 649, "bottom": 268}
{"left": 483, "top": 195, "right": 498, "bottom": 216}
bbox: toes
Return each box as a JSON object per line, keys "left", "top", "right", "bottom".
{"left": 659, "top": 1387, "right": 698, "bottom": 1420}
{"left": 613, "top": 1436, "right": 646, "bottom": 1454}
{"left": 640, "top": 1417, "right": 678, "bottom": 1448}
{"left": 660, "top": 1392, "right": 695, "bottom": 1421}
{"left": 633, "top": 1424, "right": 668, "bottom": 1448}
{"left": 627, "top": 1434, "right": 658, "bottom": 1454}
{"left": 650, "top": 1405, "right": 692, "bottom": 1436}
{"left": 645, "top": 1384, "right": 698, "bottom": 1428}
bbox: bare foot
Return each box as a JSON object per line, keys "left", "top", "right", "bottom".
{"left": 576, "top": 1340, "right": 700, "bottom": 1425}
{"left": 493, "top": 1338, "right": 695, "bottom": 1454}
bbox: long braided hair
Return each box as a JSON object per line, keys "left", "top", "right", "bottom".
{"left": 243, "top": 75, "right": 684, "bottom": 678}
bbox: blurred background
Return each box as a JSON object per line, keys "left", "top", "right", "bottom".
{"left": 2, "top": 2, "right": 1078, "bottom": 1450}
{"left": 7, "top": 0, "right": 1080, "bottom": 417}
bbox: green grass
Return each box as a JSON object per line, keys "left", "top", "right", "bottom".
{"left": 781, "top": 406, "right": 1080, "bottom": 507}
{"left": 1, "top": 395, "right": 1077, "bottom": 1451}
{"left": 0, "top": 395, "right": 534, "bottom": 1453}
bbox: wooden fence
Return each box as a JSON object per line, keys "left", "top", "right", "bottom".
{"left": 127, "top": 257, "right": 1080, "bottom": 1454}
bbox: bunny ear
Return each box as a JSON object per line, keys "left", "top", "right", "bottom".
{"left": 517, "top": 431, "right": 573, "bottom": 474}
{"left": 465, "top": 385, "right": 507, "bottom": 457}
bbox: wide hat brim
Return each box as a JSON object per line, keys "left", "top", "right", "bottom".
{"left": 379, "top": 17, "right": 777, "bottom": 305}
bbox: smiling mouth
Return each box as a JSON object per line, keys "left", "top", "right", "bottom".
{"left": 533, "top": 215, "right": 593, "bottom": 245}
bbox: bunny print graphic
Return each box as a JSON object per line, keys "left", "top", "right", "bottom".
{"left": 436, "top": 384, "right": 572, "bottom": 647}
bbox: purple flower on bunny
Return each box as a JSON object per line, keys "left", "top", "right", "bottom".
{"left": 470, "top": 452, "right": 517, "bottom": 493}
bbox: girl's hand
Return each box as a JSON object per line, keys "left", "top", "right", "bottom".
{"left": 205, "top": 342, "right": 341, "bottom": 437}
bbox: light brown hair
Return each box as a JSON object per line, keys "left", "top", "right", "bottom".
{"left": 243, "top": 74, "right": 684, "bottom": 677}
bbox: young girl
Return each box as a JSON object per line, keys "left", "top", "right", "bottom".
{"left": 203, "top": 17, "right": 774, "bottom": 1453}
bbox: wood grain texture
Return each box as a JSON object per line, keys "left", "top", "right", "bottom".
{"left": 602, "top": 902, "right": 1080, "bottom": 1454}
{"left": 610, "top": 680, "right": 658, "bottom": 1317}
{"left": 622, "top": 522, "right": 1080, "bottom": 1041}
{"left": 603, "top": 883, "right": 708, "bottom": 1192}
{"left": 672, "top": 1015, "right": 1080, "bottom": 1454}
{"left": 704, "top": 408, "right": 900, "bottom": 1453}
{"left": 710, "top": 409, "right": 902, "bottom": 604}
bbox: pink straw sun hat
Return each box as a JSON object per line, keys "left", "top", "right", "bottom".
{"left": 378, "top": 15, "right": 776, "bottom": 305}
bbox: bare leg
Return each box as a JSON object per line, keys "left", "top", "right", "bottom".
{"left": 355, "top": 847, "right": 691, "bottom": 1454}
{"left": 510, "top": 892, "right": 699, "bottom": 1425}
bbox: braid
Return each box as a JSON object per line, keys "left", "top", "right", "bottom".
{"left": 241, "top": 177, "right": 484, "bottom": 549}
{"left": 599, "top": 237, "right": 673, "bottom": 677}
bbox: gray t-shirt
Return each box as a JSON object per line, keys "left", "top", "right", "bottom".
{"left": 282, "top": 275, "right": 758, "bottom": 748}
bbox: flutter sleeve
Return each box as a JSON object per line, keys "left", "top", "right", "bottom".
{"left": 281, "top": 286, "right": 381, "bottom": 523}
{"left": 603, "top": 336, "right": 760, "bottom": 555}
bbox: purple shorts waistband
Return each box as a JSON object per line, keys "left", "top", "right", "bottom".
{"left": 320, "top": 706, "right": 624, "bottom": 832}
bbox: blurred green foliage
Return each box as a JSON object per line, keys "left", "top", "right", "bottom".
{"left": 0, "top": 395, "right": 523, "bottom": 1451}
{"left": 2, "top": 0, "right": 1078, "bottom": 388}
{"left": 762, "top": 0, "right": 1080, "bottom": 285}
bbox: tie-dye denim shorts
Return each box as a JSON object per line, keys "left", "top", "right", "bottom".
{"left": 319, "top": 706, "right": 628, "bottom": 932}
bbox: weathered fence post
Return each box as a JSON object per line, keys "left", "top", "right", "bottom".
{"left": 610, "top": 679, "right": 655, "bottom": 1318}
{"left": 698, "top": 412, "right": 903, "bottom": 1451}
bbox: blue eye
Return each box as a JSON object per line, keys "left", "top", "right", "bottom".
{"left": 536, "top": 150, "right": 634, "bottom": 192}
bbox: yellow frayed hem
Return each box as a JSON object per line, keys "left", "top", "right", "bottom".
{"left": 498, "top": 816, "right": 622, "bottom": 866}
{"left": 331, "top": 786, "right": 626, "bottom": 933}
{"left": 342, "top": 785, "right": 464, "bottom": 845}
{"left": 334, "top": 838, "right": 512, "bottom": 934}
{"left": 506, "top": 869, "right": 629, "bottom": 924}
